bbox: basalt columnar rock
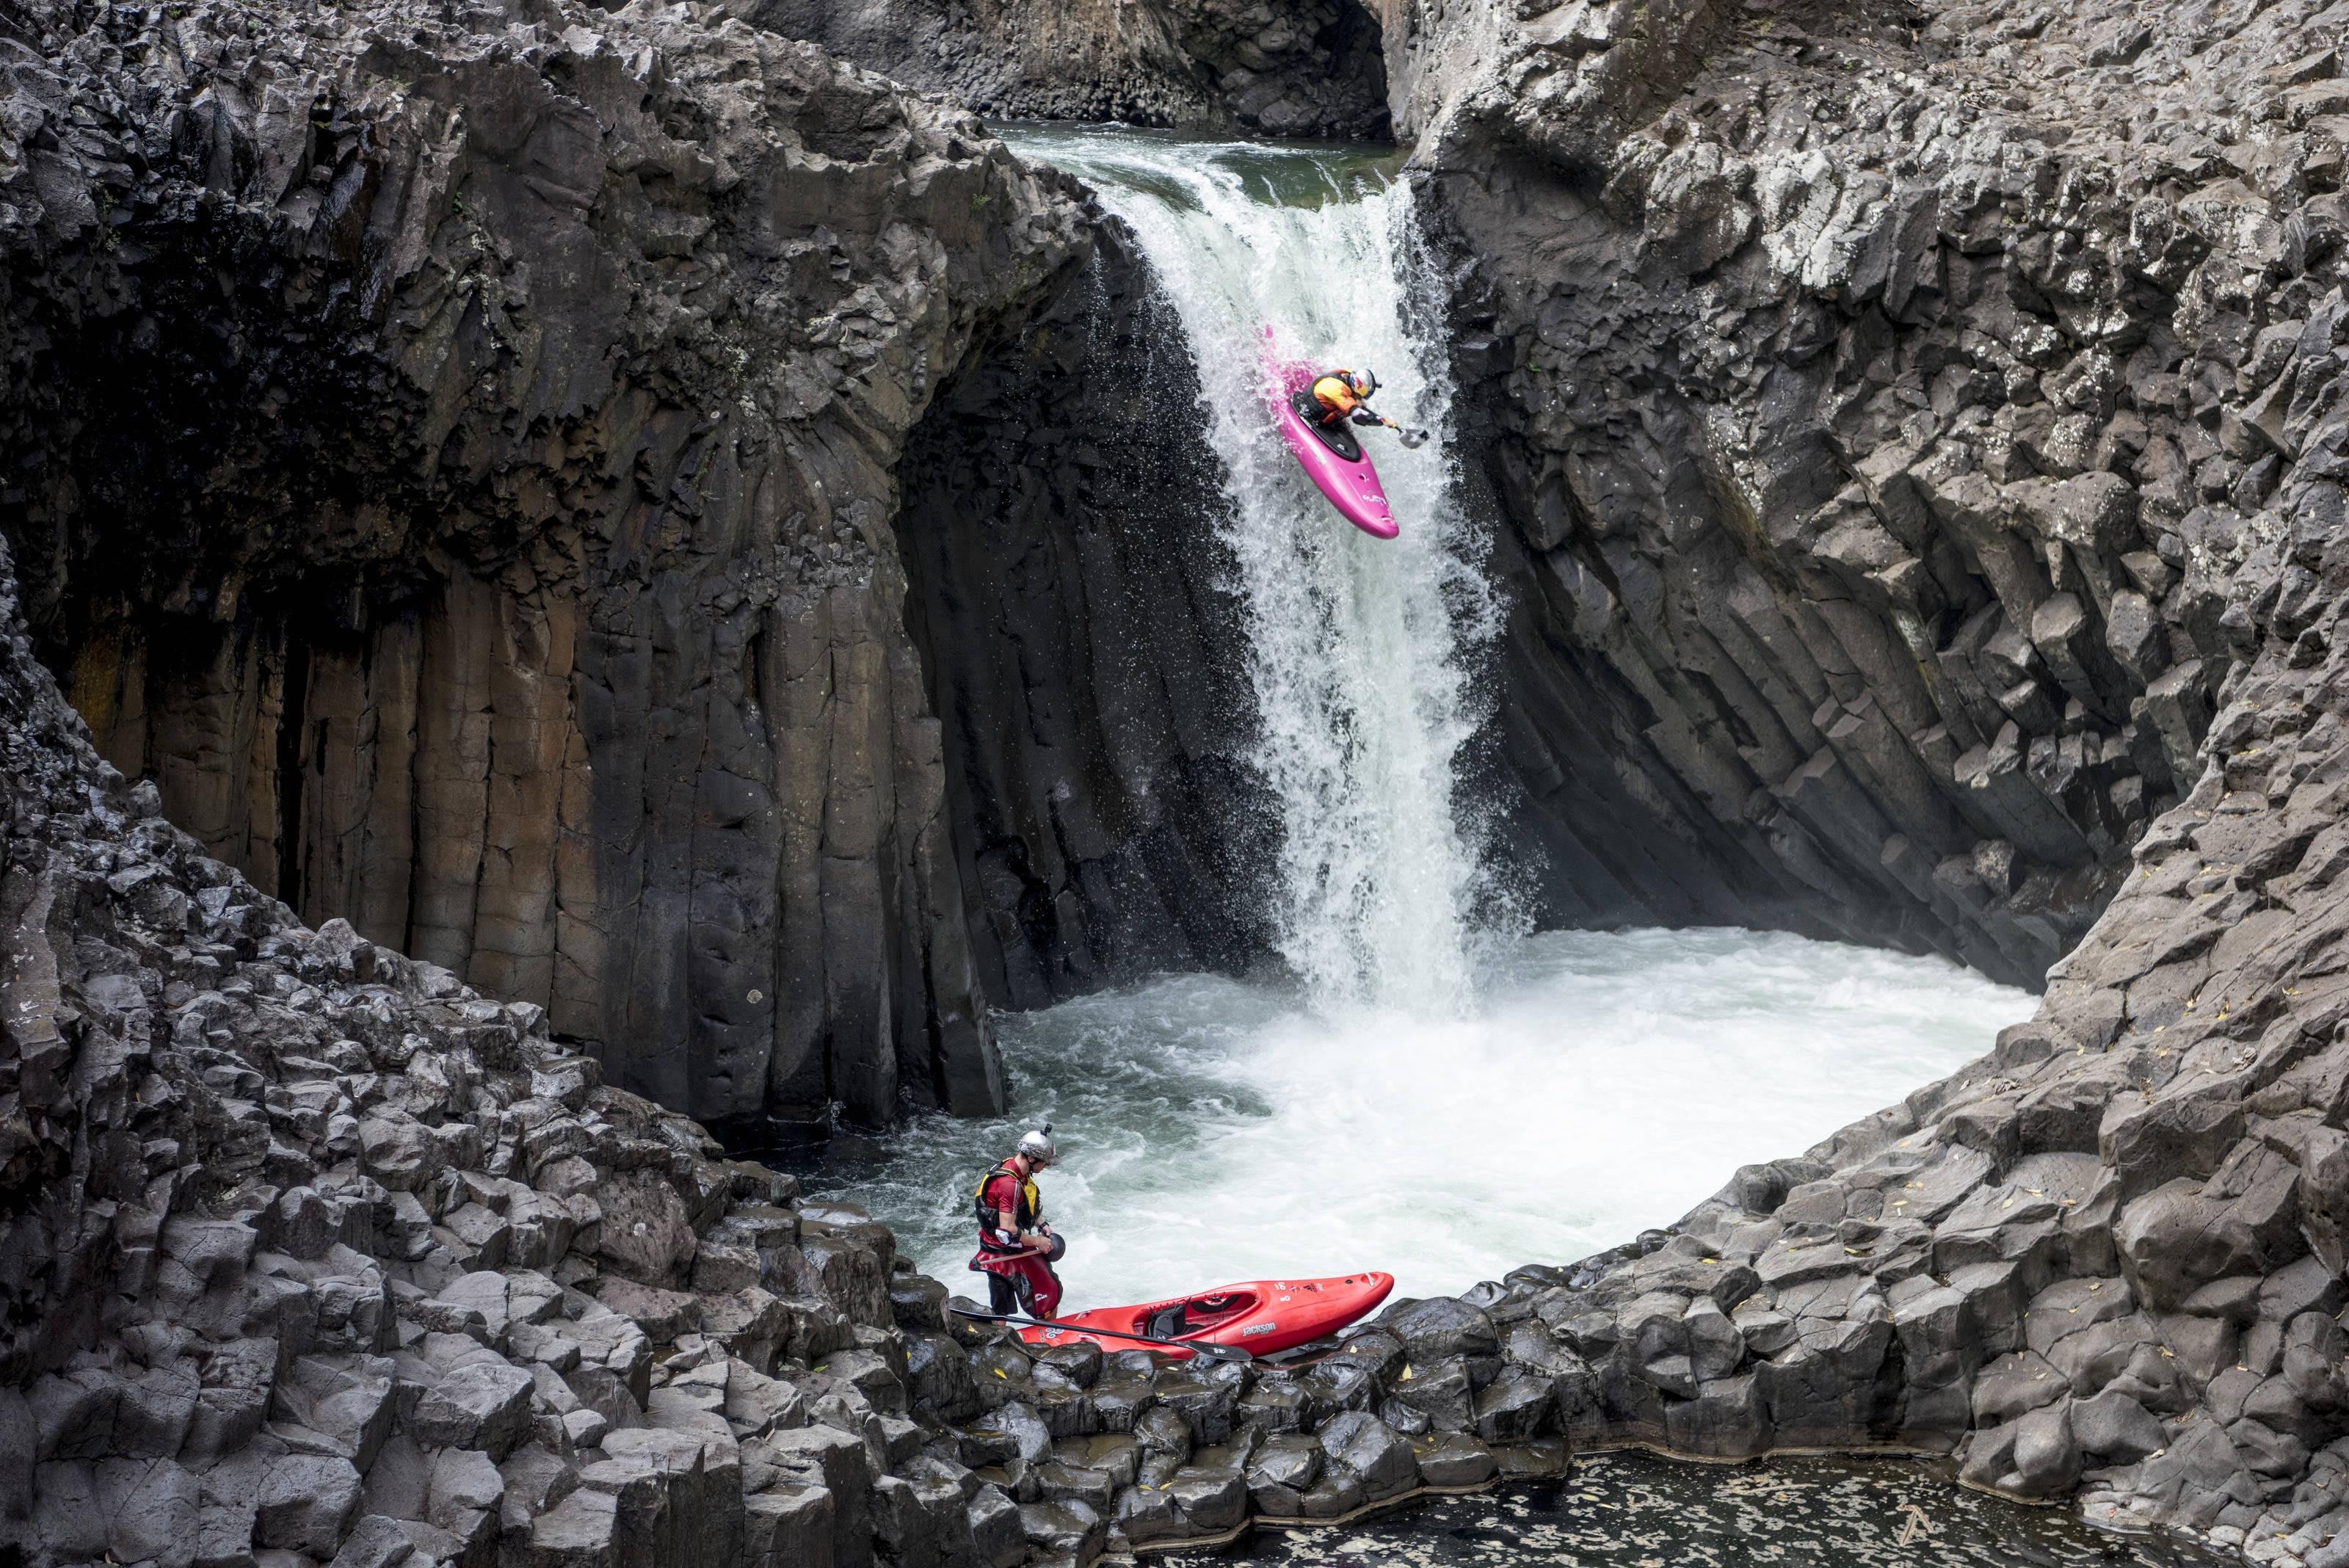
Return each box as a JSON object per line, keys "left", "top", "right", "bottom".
{"left": 0, "top": 0, "right": 1072, "bottom": 1133}
{"left": 1404, "top": 0, "right": 2348, "bottom": 994}
{"left": 0, "top": 515, "right": 1340, "bottom": 1568}
{"left": 1343, "top": 0, "right": 2349, "bottom": 1559}
{"left": 0, "top": 0, "right": 1276, "bottom": 1138}
{"left": 895, "top": 232, "right": 1279, "bottom": 1009}
{"left": 740, "top": 0, "right": 1392, "bottom": 139}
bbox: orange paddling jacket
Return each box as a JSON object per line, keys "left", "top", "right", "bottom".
{"left": 1310, "top": 371, "right": 1365, "bottom": 424}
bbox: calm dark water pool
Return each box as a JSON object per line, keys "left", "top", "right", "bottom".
{"left": 1159, "top": 1453, "right": 2211, "bottom": 1567}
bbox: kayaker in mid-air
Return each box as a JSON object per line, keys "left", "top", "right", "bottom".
{"left": 970, "top": 1125, "right": 1064, "bottom": 1318}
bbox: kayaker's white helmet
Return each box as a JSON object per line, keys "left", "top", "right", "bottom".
{"left": 1019, "top": 1124, "right": 1057, "bottom": 1168}
{"left": 1347, "top": 369, "right": 1377, "bottom": 399}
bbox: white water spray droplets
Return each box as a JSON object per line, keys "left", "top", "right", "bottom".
{"left": 1004, "top": 128, "right": 1503, "bottom": 1017}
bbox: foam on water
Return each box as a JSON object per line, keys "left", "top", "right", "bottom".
{"left": 800, "top": 928, "right": 2033, "bottom": 1306}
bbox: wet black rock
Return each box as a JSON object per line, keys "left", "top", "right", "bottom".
{"left": 1341, "top": 0, "right": 2349, "bottom": 1558}
{"left": 738, "top": 0, "right": 1391, "bottom": 138}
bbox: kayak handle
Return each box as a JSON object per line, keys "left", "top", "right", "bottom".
{"left": 949, "top": 1306, "right": 1255, "bottom": 1365}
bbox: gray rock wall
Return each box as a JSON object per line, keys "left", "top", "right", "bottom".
{"left": 1341, "top": 0, "right": 2349, "bottom": 1558}
{"left": 0, "top": 0, "right": 1149, "bottom": 1134}
{"left": 895, "top": 230, "right": 1282, "bottom": 1008}
{"left": 737, "top": 0, "right": 1392, "bottom": 139}
{"left": 1417, "top": 0, "right": 2273, "bottom": 983}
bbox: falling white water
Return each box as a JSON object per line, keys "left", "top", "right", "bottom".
{"left": 1001, "top": 127, "right": 1499, "bottom": 1016}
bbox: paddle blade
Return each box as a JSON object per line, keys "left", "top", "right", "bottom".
{"left": 1398, "top": 427, "right": 1430, "bottom": 449}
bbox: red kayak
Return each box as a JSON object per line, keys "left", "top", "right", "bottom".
{"left": 1014, "top": 1273, "right": 1394, "bottom": 1362}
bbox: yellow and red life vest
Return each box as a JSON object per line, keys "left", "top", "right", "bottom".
{"left": 1311, "top": 371, "right": 1365, "bottom": 422}
{"left": 973, "top": 1158, "right": 1041, "bottom": 1252}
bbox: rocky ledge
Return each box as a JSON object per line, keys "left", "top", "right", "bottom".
{"left": 738, "top": 0, "right": 1392, "bottom": 139}
{"left": 0, "top": 511, "right": 1324, "bottom": 1568}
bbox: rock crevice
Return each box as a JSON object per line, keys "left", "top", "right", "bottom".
{"left": 894, "top": 229, "right": 1279, "bottom": 1009}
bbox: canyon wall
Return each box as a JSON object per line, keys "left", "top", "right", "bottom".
{"left": 1417, "top": 0, "right": 2273, "bottom": 983}
{"left": 1339, "top": 0, "right": 2349, "bottom": 1557}
{"left": 894, "top": 237, "right": 1278, "bottom": 1011}
{"left": 738, "top": 0, "right": 1391, "bottom": 139}
{"left": 0, "top": 0, "right": 1288, "bottom": 1138}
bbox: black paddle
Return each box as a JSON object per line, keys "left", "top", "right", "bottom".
{"left": 949, "top": 1306, "right": 1255, "bottom": 1365}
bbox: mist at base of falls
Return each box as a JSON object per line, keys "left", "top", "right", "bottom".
{"left": 791, "top": 928, "right": 2033, "bottom": 1308}
{"left": 998, "top": 125, "right": 1503, "bottom": 1017}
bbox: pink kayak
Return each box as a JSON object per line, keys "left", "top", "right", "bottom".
{"left": 1265, "top": 346, "right": 1400, "bottom": 540}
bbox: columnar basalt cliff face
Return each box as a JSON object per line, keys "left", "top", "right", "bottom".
{"left": 895, "top": 236, "right": 1279, "bottom": 1009}
{"left": 739, "top": 0, "right": 1392, "bottom": 139}
{"left": 1419, "top": 0, "right": 2295, "bottom": 982}
{"left": 23, "top": 0, "right": 2349, "bottom": 1556}
{"left": 1339, "top": 0, "right": 2349, "bottom": 1555}
{"left": 0, "top": 0, "right": 1150, "bottom": 1134}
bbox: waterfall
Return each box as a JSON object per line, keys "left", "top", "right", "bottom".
{"left": 793, "top": 132, "right": 2034, "bottom": 1299}
{"left": 1001, "top": 128, "right": 1503, "bottom": 1016}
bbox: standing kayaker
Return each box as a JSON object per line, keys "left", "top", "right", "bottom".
{"left": 1310, "top": 366, "right": 1407, "bottom": 440}
{"left": 970, "top": 1125, "right": 1064, "bottom": 1318}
